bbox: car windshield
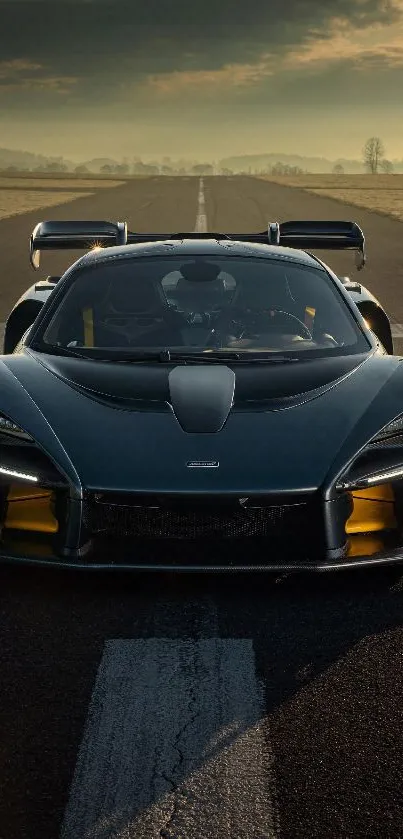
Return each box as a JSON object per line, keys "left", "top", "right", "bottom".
{"left": 35, "top": 255, "right": 370, "bottom": 359}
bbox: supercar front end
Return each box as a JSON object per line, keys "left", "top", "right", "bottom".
{"left": 1, "top": 404, "right": 403, "bottom": 570}
{"left": 0, "top": 215, "right": 401, "bottom": 570}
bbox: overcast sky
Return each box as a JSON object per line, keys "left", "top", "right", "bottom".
{"left": 1, "top": 0, "right": 402, "bottom": 161}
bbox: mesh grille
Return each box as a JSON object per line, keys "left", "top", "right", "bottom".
{"left": 83, "top": 494, "right": 319, "bottom": 546}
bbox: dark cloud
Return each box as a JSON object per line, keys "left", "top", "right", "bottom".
{"left": 0, "top": 0, "right": 399, "bottom": 116}
{"left": 0, "top": 0, "right": 402, "bottom": 159}
{"left": 0, "top": 0, "right": 400, "bottom": 74}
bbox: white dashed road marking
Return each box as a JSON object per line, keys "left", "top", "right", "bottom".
{"left": 60, "top": 639, "right": 279, "bottom": 839}
{"left": 194, "top": 177, "right": 207, "bottom": 232}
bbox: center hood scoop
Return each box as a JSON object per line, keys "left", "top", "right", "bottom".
{"left": 169, "top": 365, "right": 235, "bottom": 432}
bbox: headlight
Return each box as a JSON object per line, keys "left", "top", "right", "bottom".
{"left": 337, "top": 414, "right": 403, "bottom": 490}
{"left": 0, "top": 415, "right": 66, "bottom": 487}
{"left": 0, "top": 414, "right": 41, "bottom": 484}
{"left": 0, "top": 414, "right": 33, "bottom": 441}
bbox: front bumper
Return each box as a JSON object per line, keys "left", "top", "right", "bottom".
{"left": 1, "top": 486, "right": 402, "bottom": 571}
{"left": 1, "top": 532, "right": 403, "bottom": 571}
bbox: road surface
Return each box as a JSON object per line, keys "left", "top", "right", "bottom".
{"left": 1, "top": 176, "right": 403, "bottom": 839}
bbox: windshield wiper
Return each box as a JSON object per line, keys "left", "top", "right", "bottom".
{"left": 167, "top": 352, "right": 300, "bottom": 364}
{"left": 105, "top": 350, "right": 240, "bottom": 363}
{"left": 111, "top": 350, "right": 300, "bottom": 364}
{"left": 31, "top": 345, "right": 300, "bottom": 364}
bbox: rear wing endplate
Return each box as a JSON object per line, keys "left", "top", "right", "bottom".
{"left": 30, "top": 218, "right": 366, "bottom": 270}
{"left": 272, "top": 221, "right": 365, "bottom": 270}
{"left": 30, "top": 220, "right": 128, "bottom": 269}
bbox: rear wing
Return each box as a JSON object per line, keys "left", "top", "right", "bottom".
{"left": 30, "top": 218, "right": 366, "bottom": 271}
{"left": 30, "top": 220, "right": 128, "bottom": 269}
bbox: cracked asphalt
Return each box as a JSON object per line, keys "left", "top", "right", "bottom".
{"left": 1, "top": 176, "right": 403, "bottom": 839}
{"left": 2, "top": 565, "right": 403, "bottom": 839}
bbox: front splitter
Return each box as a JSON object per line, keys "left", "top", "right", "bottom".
{"left": 1, "top": 546, "right": 403, "bottom": 572}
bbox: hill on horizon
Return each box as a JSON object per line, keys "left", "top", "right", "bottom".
{"left": 1, "top": 146, "right": 402, "bottom": 174}
{"left": 218, "top": 152, "right": 403, "bottom": 173}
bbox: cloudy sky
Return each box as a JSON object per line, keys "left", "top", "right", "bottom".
{"left": 0, "top": 0, "right": 402, "bottom": 161}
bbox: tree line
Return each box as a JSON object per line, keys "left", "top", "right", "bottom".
{"left": 0, "top": 139, "right": 395, "bottom": 176}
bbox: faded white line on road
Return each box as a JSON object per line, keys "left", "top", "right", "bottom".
{"left": 60, "top": 639, "right": 279, "bottom": 839}
{"left": 194, "top": 177, "right": 207, "bottom": 232}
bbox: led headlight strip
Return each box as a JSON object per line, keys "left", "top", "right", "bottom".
{"left": 338, "top": 414, "right": 403, "bottom": 490}
{"left": 0, "top": 415, "right": 37, "bottom": 481}
{"left": 338, "top": 465, "right": 403, "bottom": 491}
{"left": 0, "top": 466, "right": 38, "bottom": 482}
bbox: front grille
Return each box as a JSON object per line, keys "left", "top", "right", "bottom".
{"left": 84, "top": 500, "right": 288, "bottom": 539}
{"left": 82, "top": 493, "right": 323, "bottom": 563}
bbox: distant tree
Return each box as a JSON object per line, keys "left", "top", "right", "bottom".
{"left": 44, "top": 161, "right": 68, "bottom": 172}
{"left": 114, "top": 163, "right": 129, "bottom": 174}
{"left": 363, "top": 137, "right": 385, "bottom": 174}
{"left": 332, "top": 163, "right": 344, "bottom": 174}
{"left": 100, "top": 164, "right": 113, "bottom": 173}
{"left": 270, "top": 162, "right": 303, "bottom": 176}
{"left": 74, "top": 164, "right": 90, "bottom": 174}
{"left": 191, "top": 163, "right": 213, "bottom": 175}
{"left": 381, "top": 159, "right": 394, "bottom": 174}
{"left": 132, "top": 161, "right": 159, "bottom": 175}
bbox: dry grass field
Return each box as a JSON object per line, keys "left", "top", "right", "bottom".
{"left": 0, "top": 189, "right": 96, "bottom": 220}
{"left": 0, "top": 173, "right": 128, "bottom": 220}
{"left": 259, "top": 174, "right": 403, "bottom": 221}
{"left": 0, "top": 177, "right": 125, "bottom": 190}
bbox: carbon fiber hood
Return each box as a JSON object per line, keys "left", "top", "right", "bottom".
{"left": 1, "top": 350, "right": 403, "bottom": 495}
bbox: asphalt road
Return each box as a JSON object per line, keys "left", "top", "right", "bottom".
{"left": 2, "top": 176, "right": 403, "bottom": 839}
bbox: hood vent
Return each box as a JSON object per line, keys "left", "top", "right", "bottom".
{"left": 169, "top": 365, "right": 235, "bottom": 433}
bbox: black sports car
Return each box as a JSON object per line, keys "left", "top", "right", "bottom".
{"left": 0, "top": 218, "right": 402, "bottom": 571}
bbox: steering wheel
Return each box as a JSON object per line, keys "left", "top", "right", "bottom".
{"left": 183, "top": 311, "right": 212, "bottom": 327}
{"left": 204, "top": 306, "right": 312, "bottom": 348}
